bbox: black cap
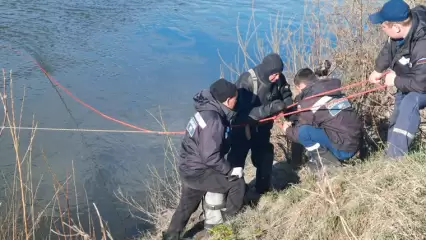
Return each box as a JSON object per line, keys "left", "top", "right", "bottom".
{"left": 261, "top": 53, "right": 284, "bottom": 77}
{"left": 210, "top": 78, "right": 237, "bottom": 103}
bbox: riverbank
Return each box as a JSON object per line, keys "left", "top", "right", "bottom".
{"left": 209, "top": 152, "right": 426, "bottom": 240}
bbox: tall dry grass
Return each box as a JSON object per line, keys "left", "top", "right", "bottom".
{"left": 0, "top": 69, "right": 113, "bottom": 240}
{"left": 229, "top": 152, "right": 426, "bottom": 240}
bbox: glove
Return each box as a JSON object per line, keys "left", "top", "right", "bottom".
{"left": 270, "top": 99, "right": 286, "bottom": 114}
{"left": 230, "top": 167, "right": 243, "bottom": 178}
{"left": 248, "top": 100, "right": 286, "bottom": 121}
{"left": 227, "top": 167, "right": 243, "bottom": 181}
{"left": 282, "top": 95, "right": 293, "bottom": 107}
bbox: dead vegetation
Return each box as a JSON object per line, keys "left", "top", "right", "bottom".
{"left": 229, "top": 152, "right": 426, "bottom": 240}
{"left": 0, "top": 70, "right": 113, "bottom": 240}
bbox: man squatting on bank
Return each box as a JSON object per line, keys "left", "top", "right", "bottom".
{"left": 280, "top": 64, "right": 363, "bottom": 173}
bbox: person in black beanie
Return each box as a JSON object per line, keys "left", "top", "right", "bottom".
{"left": 228, "top": 53, "right": 294, "bottom": 195}
{"left": 163, "top": 78, "right": 246, "bottom": 240}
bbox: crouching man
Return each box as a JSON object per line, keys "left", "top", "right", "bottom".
{"left": 280, "top": 67, "right": 363, "bottom": 173}
{"left": 162, "top": 78, "right": 246, "bottom": 240}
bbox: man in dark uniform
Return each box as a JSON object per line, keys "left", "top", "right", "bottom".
{"left": 163, "top": 79, "right": 246, "bottom": 240}
{"left": 228, "top": 53, "right": 293, "bottom": 195}
{"left": 281, "top": 67, "right": 363, "bottom": 173}
{"left": 368, "top": 0, "right": 426, "bottom": 158}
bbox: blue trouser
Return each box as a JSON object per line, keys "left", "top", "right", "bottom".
{"left": 386, "top": 92, "right": 426, "bottom": 158}
{"left": 297, "top": 125, "right": 356, "bottom": 161}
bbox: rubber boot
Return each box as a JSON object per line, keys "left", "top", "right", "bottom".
{"left": 202, "top": 193, "right": 226, "bottom": 230}
{"left": 306, "top": 147, "right": 341, "bottom": 177}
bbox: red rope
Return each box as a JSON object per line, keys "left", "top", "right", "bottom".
{"left": 6, "top": 46, "right": 185, "bottom": 135}
{"left": 269, "top": 84, "right": 387, "bottom": 122}
{"left": 4, "top": 45, "right": 387, "bottom": 135}
{"left": 284, "top": 80, "right": 369, "bottom": 110}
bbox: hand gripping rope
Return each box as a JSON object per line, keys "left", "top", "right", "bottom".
{"left": 1, "top": 46, "right": 388, "bottom": 135}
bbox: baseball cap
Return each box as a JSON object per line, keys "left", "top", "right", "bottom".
{"left": 369, "top": 0, "right": 410, "bottom": 24}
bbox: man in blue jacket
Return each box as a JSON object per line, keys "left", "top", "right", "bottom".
{"left": 368, "top": 0, "right": 426, "bottom": 158}
{"left": 163, "top": 79, "right": 246, "bottom": 240}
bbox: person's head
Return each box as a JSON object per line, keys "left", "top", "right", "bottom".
{"left": 368, "top": 0, "right": 413, "bottom": 39}
{"left": 261, "top": 53, "right": 284, "bottom": 82}
{"left": 293, "top": 68, "right": 316, "bottom": 92}
{"left": 210, "top": 78, "right": 238, "bottom": 110}
{"left": 293, "top": 60, "right": 331, "bottom": 92}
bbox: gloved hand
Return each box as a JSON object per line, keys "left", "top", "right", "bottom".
{"left": 282, "top": 96, "right": 293, "bottom": 107}
{"left": 248, "top": 100, "right": 287, "bottom": 121}
{"left": 270, "top": 99, "right": 286, "bottom": 114}
{"left": 230, "top": 167, "right": 243, "bottom": 178}
{"left": 227, "top": 167, "right": 243, "bottom": 181}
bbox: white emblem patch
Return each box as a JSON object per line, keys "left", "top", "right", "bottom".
{"left": 186, "top": 117, "right": 198, "bottom": 137}
{"left": 398, "top": 56, "right": 411, "bottom": 66}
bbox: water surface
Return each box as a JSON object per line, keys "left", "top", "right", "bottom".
{"left": 0, "top": 0, "right": 305, "bottom": 238}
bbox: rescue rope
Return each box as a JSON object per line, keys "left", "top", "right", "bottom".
{"left": 284, "top": 80, "right": 369, "bottom": 110}
{"left": 3, "top": 45, "right": 387, "bottom": 135}
{"left": 4, "top": 46, "right": 185, "bottom": 135}
{"left": 267, "top": 84, "right": 387, "bottom": 121}
{"left": 1, "top": 126, "right": 170, "bottom": 134}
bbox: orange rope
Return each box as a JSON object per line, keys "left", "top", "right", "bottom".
{"left": 4, "top": 45, "right": 388, "bottom": 135}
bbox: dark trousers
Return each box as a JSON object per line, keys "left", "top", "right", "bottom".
{"left": 166, "top": 169, "right": 245, "bottom": 233}
{"left": 386, "top": 92, "right": 426, "bottom": 158}
{"left": 228, "top": 123, "right": 274, "bottom": 194}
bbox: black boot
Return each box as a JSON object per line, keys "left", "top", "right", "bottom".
{"left": 306, "top": 147, "right": 341, "bottom": 176}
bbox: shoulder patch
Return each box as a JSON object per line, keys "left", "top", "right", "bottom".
{"left": 326, "top": 98, "right": 351, "bottom": 117}
{"left": 398, "top": 56, "right": 410, "bottom": 66}
{"left": 186, "top": 117, "right": 198, "bottom": 137}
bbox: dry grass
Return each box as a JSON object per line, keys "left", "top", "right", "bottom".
{"left": 229, "top": 152, "right": 426, "bottom": 240}
{"left": 0, "top": 69, "right": 113, "bottom": 240}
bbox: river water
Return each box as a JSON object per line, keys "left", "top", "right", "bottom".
{"left": 0, "top": 0, "right": 305, "bottom": 238}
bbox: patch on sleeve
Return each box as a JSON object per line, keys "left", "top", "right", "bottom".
{"left": 186, "top": 117, "right": 198, "bottom": 137}
{"left": 416, "top": 58, "right": 426, "bottom": 66}
{"left": 311, "top": 96, "right": 333, "bottom": 113}
{"left": 326, "top": 99, "right": 351, "bottom": 117}
{"left": 398, "top": 56, "right": 410, "bottom": 66}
